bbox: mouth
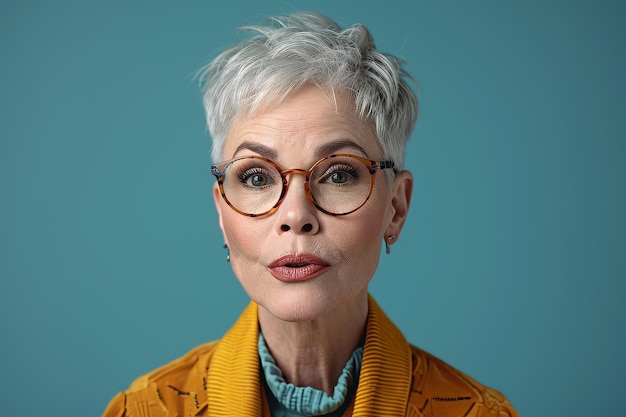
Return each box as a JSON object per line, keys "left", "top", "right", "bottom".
{"left": 268, "top": 254, "right": 330, "bottom": 282}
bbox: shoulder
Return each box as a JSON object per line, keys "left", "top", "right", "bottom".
{"left": 407, "top": 345, "right": 519, "bottom": 417}
{"left": 126, "top": 341, "right": 218, "bottom": 393}
{"left": 102, "top": 341, "right": 219, "bottom": 417}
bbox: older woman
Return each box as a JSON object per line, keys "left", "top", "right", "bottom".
{"left": 103, "top": 12, "right": 518, "bottom": 417}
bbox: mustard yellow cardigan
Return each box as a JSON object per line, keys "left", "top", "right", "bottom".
{"left": 103, "top": 296, "right": 518, "bottom": 417}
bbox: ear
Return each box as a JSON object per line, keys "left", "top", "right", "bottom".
{"left": 213, "top": 182, "right": 227, "bottom": 243}
{"left": 385, "top": 170, "right": 413, "bottom": 240}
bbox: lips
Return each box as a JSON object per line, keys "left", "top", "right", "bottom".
{"left": 268, "top": 254, "right": 330, "bottom": 282}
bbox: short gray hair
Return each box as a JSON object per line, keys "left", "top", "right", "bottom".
{"left": 199, "top": 12, "right": 418, "bottom": 171}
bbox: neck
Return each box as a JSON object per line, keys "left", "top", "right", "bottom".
{"left": 257, "top": 290, "right": 368, "bottom": 395}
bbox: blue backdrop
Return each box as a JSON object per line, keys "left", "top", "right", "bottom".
{"left": 1, "top": 1, "right": 624, "bottom": 416}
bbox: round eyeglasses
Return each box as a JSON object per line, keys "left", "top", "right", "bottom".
{"left": 211, "top": 154, "right": 395, "bottom": 217}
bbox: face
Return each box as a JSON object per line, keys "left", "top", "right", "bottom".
{"left": 213, "top": 84, "right": 411, "bottom": 322}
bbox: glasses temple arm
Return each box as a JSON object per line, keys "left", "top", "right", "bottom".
{"left": 377, "top": 161, "right": 395, "bottom": 170}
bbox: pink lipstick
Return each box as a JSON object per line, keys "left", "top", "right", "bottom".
{"left": 268, "top": 254, "right": 330, "bottom": 282}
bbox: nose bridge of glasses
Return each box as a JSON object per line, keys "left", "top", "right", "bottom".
{"left": 281, "top": 168, "right": 311, "bottom": 183}
{"left": 279, "top": 168, "right": 314, "bottom": 207}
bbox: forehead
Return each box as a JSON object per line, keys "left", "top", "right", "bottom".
{"left": 223, "top": 85, "right": 382, "bottom": 161}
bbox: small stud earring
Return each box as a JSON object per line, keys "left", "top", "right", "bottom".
{"left": 223, "top": 243, "right": 230, "bottom": 262}
{"left": 385, "top": 235, "right": 395, "bottom": 254}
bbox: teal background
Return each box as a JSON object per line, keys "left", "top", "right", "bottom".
{"left": 1, "top": 1, "right": 624, "bottom": 415}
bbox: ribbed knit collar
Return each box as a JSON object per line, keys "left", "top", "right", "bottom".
{"left": 205, "top": 295, "right": 412, "bottom": 416}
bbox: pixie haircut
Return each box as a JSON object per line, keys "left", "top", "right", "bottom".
{"left": 199, "top": 12, "right": 418, "bottom": 171}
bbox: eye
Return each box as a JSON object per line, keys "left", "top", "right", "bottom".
{"left": 320, "top": 164, "right": 360, "bottom": 185}
{"left": 329, "top": 171, "right": 350, "bottom": 184}
{"left": 236, "top": 167, "right": 275, "bottom": 188}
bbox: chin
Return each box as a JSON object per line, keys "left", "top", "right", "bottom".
{"left": 259, "top": 290, "right": 339, "bottom": 323}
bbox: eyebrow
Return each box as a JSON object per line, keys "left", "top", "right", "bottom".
{"left": 233, "top": 139, "right": 369, "bottom": 162}
{"left": 315, "top": 140, "right": 369, "bottom": 159}
{"left": 233, "top": 142, "right": 277, "bottom": 160}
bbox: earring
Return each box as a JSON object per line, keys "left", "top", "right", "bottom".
{"left": 223, "top": 243, "right": 230, "bottom": 262}
{"left": 385, "top": 235, "right": 395, "bottom": 254}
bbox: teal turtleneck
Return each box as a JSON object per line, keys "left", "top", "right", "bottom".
{"left": 258, "top": 333, "right": 363, "bottom": 417}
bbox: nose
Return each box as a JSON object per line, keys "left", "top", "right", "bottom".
{"left": 275, "top": 173, "right": 320, "bottom": 235}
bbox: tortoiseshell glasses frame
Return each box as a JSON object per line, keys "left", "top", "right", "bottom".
{"left": 211, "top": 154, "right": 394, "bottom": 217}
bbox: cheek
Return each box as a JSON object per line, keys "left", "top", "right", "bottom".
{"left": 332, "top": 197, "right": 390, "bottom": 269}
{"left": 220, "top": 206, "right": 267, "bottom": 261}
{"left": 358, "top": 184, "right": 392, "bottom": 238}
{"left": 343, "top": 217, "right": 384, "bottom": 257}
{"left": 220, "top": 212, "right": 272, "bottom": 296}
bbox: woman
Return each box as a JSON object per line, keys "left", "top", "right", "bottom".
{"left": 103, "top": 12, "right": 519, "bottom": 417}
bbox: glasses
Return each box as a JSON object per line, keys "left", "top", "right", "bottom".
{"left": 211, "top": 154, "right": 394, "bottom": 217}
